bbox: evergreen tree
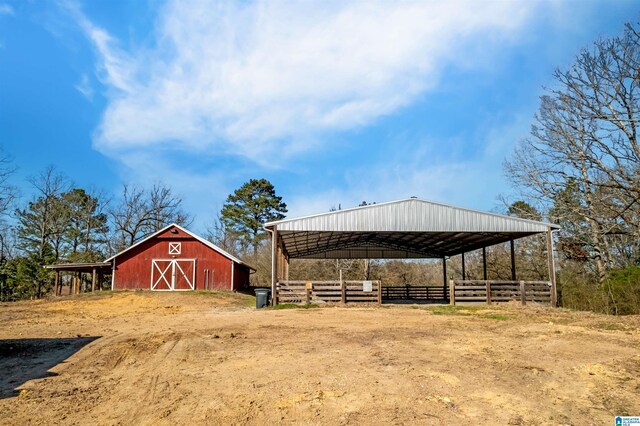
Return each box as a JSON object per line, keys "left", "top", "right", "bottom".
{"left": 220, "top": 179, "right": 287, "bottom": 257}
{"left": 62, "top": 188, "right": 109, "bottom": 262}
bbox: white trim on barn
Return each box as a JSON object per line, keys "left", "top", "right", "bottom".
{"left": 111, "top": 259, "right": 115, "bottom": 291}
{"left": 104, "top": 223, "right": 255, "bottom": 271}
{"left": 230, "top": 259, "right": 234, "bottom": 291}
{"left": 150, "top": 259, "right": 196, "bottom": 291}
{"left": 169, "top": 242, "right": 182, "bottom": 255}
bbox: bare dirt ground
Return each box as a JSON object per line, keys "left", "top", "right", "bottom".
{"left": 1, "top": 292, "right": 639, "bottom": 425}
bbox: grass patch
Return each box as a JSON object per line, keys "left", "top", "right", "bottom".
{"left": 188, "top": 290, "right": 256, "bottom": 307}
{"left": 427, "top": 305, "right": 486, "bottom": 316}
{"left": 590, "top": 321, "right": 627, "bottom": 331}
{"left": 268, "top": 303, "right": 320, "bottom": 310}
{"left": 426, "top": 305, "right": 514, "bottom": 320}
{"left": 429, "top": 306, "right": 473, "bottom": 316}
{"left": 481, "top": 314, "right": 513, "bottom": 321}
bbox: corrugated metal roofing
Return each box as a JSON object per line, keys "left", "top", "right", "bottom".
{"left": 265, "top": 198, "right": 559, "bottom": 259}
{"left": 266, "top": 198, "right": 558, "bottom": 233}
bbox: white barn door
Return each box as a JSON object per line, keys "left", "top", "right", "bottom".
{"left": 151, "top": 259, "right": 196, "bottom": 291}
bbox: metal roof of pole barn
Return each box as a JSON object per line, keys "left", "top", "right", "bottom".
{"left": 264, "top": 198, "right": 560, "bottom": 259}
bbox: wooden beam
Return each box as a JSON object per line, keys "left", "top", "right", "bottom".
{"left": 547, "top": 228, "right": 557, "bottom": 307}
{"left": 54, "top": 270, "right": 60, "bottom": 296}
{"left": 276, "top": 240, "right": 282, "bottom": 280}
{"left": 461, "top": 252, "right": 466, "bottom": 280}
{"left": 285, "top": 255, "right": 290, "bottom": 281}
{"left": 340, "top": 269, "right": 345, "bottom": 303}
{"left": 442, "top": 257, "right": 447, "bottom": 301}
{"left": 449, "top": 280, "right": 455, "bottom": 306}
{"left": 482, "top": 247, "right": 487, "bottom": 280}
{"left": 510, "top": 239, "right": 516, "bottom": 281}
{"left": 91, "top": 268, "right": 97, "bottom": 292}
{"left": 271, "top": 227, "right": 278, "bottom": 305}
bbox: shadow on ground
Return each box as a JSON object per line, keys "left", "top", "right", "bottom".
{"left": 0, "top": 337, "right": 100, "bottom": 399}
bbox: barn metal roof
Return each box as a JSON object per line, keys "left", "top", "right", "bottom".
{"left": 105, "top": 223, "right": 255, "bottom": 270}
{"left": 264, "top": 198, "right": 559, "bottom": 259}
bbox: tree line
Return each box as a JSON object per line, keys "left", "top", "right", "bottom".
{"left": 3, "top": 21, "right": 640, "bottom": 314}
{"left": 216, "top": 21, "right": 640, "bottom": 314}
{"left": 505, "top": 22, "right": 640, "bottom": 314}
{"left": 0, "top": 165, "right": 190, "bottom": 300}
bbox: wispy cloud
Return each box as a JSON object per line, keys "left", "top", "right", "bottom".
{"left": 61, "top": 0, "right": 554, "bottom": 225}
{"left": 74, "top": 73, "right": 94, "bottom": 100}
{"left": 0, "top": 3, "right": 14, "bottom": 16}
{"left": 285, "top": 115, "right": 532, "bottom": 218}
{"left": 69, "top": 0, "right": 539, "bottom": 163}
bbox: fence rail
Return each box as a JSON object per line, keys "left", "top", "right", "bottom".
{"left": 381, "top": 285, "right": 446, "bottom": 301}
{"left": 449, "top": 280, "right": 552, "bottom": 306}
{"left": 276, "top": 280, "right": 381, "bottom": 304}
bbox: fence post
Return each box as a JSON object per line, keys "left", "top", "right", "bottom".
{"left": 486, "top": 280, "right": 491, "bottom": 305}
{"left": 449, "top": 280, "right": 455, "bottom": 306}
{"left": 340, "top": 270, "right": 345, "bottom": 303}
{"left": 520, "top": 281, "right": 526, "bottom": 305}
{"left": 305, "top": 280, "right": 312, "bottom": 304}
{"left": 377, "top": 280, "right": 382, "bottom": 305}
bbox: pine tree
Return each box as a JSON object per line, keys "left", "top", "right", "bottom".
{"left": 220, "top": 179, "right": 287, "bottom": 257}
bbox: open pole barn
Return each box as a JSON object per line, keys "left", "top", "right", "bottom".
{"left": 264, "top": 198, "right": 560, "bottom": 306}
{"left": 106, "top": 224, "right": 254, "bottom": 292}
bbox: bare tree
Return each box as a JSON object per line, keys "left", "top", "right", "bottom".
{"left": 148, "top": 185, "right": 191, "bottom": 232}
{"left": 0, "top": 149, "right": 17, "bottom": 261}
{"left": 110, "top": 183, "right": 191, "bottom": 252}
{"left": 0, "top": 149, "right": 17, "bottom": 219}
{"left": 205, "top": 212, "right": 241, "bottom": 256}
{"left": 505, "top": 22, "right": 640, "bottom": 283}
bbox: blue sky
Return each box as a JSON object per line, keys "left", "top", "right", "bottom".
{"left": 0, "top": 0, "right": 638, "bottom": 232}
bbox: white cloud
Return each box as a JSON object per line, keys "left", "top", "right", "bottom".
{"left": 71, "top": 0, "right": 539, "bottom": 163}
{"left": 61, "top": 0, "right": 555, "bottom": 226}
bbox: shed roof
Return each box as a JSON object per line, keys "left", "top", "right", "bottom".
{"left": 264, "top": 198, "right": 559, "bottom": 259}
{"left": 105, "top": 223, "right": 255, "bottom": 270}
{"left": 44, "top": 262, "right": 112, "bottom": 271}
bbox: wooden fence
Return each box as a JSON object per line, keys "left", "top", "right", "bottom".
{"left": 276, "top": 280, "right": 381, "bottom": 304}
{"left": 381, "top": 285, "right": 446, "bottom": 301}
{"left": 449, "top": 280, "right": 552, "bottom": 306}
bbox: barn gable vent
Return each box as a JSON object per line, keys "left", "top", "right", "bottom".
{"left": 169, "top": 242, "right": 181, "bottom": 255}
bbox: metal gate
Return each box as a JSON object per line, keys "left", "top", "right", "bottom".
{"left": 151, "top": 259, "right": 196, "bottom": 291}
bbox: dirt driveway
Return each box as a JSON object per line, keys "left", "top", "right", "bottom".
{"left": 1, "top": 292, "right": 639, "bottom": 425}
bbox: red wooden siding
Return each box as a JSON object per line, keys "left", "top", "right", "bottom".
{"left": 112, "top": 226, "right": 250, "bottom": 291}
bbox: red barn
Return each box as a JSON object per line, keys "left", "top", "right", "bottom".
{"left": 106, "top": 224, "right": 253, "bottom": 291}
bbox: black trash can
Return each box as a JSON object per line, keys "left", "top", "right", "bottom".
{"left": 254, "top": 288, "right": 271, "bottom": 309}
